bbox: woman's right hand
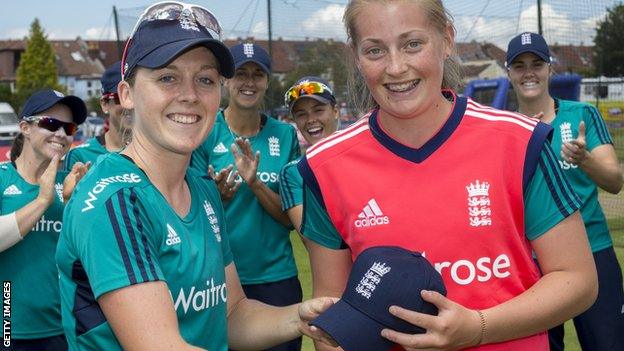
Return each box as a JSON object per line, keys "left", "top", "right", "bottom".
{"left": 209, "top": 164, "right": 241, "bottom": 202}
{"left": 36, "top": 155, "right": 60, "bottom": 206}
{"left": 381, "top": 290, "right": 483, "bottom": 350}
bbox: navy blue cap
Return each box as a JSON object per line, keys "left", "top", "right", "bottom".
{"left": 123, "top": 19, "right": 234, "bottom": 79}
{"left": 288, "top": 76, "right": 336, "bottom": 112}
{"left": 311, "top": 246, "right": 446, "bottom": 351}
{"left": 230, "top": 43, "right": 271, "bottom": 75}
{"left": 506, "top": 32, "right": 551, "bottom": 67}
{"left": 21, "top": 89, "right": 87, "bottom": 125}
{"left": 101, "top": 61, "right": 122, "bottom": 94}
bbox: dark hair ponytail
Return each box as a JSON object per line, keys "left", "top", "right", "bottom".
{"left": 9, "top": 133, "right": 24, "bottom": 162}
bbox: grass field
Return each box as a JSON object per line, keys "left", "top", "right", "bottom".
{"left": 290, "top": 233, "right": 624, "bottom": 351}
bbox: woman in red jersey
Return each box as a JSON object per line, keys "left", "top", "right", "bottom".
{"left": 297, "top": 1, "right": 598, "bottom": 350}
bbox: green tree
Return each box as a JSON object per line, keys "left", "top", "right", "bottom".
{"left": 593, "top": 4, "right": 624, "bottom": 77}
{"left": 86, "top": 96, "right": 103, "bottom": 116}
{"left": 0, "top": 84, "right": 20, "bottom": 112}
{"left": 15, "top": 18, "right": 62, "bottom": 106}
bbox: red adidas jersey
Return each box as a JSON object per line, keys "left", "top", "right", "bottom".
{"left": 299, "top": 95, "right": 553, "bottom": 350}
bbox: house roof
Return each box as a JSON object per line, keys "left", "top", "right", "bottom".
{"left": 549, "top": 45, "right": 594, "bottom": 73}
{"left": 52, "top": 39, "right": 104, "bottom": 78}
{"left": 0, "top": 39, "right": 104, "bottom": 79}
{"left": 0, "top": 37, "right": 597, "bottom": 82}
{"left": 462, "top": 63, "right": 491, "bottom": 78}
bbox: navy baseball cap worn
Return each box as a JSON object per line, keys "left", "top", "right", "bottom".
{"left": 123, "top": 19, "right": 234, "bottom": 79}
{"left": 101, "top": 61, "right": 122, "bottom": 94}
{"left": 21, "top": 89, "right": 87, "bottom": 125}
{"left": 288, "top": 76, "right": 337, "bottom": 112}
{"left": 230, "top": 43, "right": 271, "bottom": 75}
{"left": 311, "top": 246, "right": 446, "bottom": 351}
{"left": 506, "top": 32, "right": 551, "bottom": 67}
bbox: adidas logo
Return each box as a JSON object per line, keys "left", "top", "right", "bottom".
{"left": 3, "top": 184, "right": 22, "bottom": 196}
{"left": 213, "top": 142, "right": 228, "bottom": 154}
{"left": 166, "top": 224, "right": 182, "bottom": 246}
{"left": 354, "top": 199, "right": 390, "bottom": 228}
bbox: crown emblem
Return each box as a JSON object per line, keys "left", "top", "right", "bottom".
{"left": 521, "top": 33, "right": 532, "bottom": 45}
{"left": 369, "top": 262, "right": 391, "bottom": 276}
{"left": 243, "top": 43, "right": 255, "bottom": 58}
{"left": 466, "top": 180, "right": 490, "bottom": 197}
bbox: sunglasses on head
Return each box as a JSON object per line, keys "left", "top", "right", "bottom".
{"left": 285, "top": 81, "right": 334, "bottom": 106}
{"left": 23, "top": 116, "right": 79, "bottom": 136}
{"left": 101, "top": 93, "right": 120, "bottom": 105}
{"left": 121, "top": 1, "right": 223, "bottom": 79}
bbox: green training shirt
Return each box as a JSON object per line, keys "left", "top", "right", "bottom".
{"left": 279, "top": 158, "right": 303, "bottom": 211}
{"left": 64, "top": 136, "right": 108, "bottom": 171}
{"left": 192, "top": 111, "right": 300, "bottom": 284}
{"left": 0, "top": 162, "right": 66, "bottom": 339}
{"left": 549, "top": 99, "right": 614, "bottom": 252}
{"left": 56, "top": 153, "right": 232, "bottom": 350}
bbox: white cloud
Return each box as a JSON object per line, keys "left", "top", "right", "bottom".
{"left": 250, "top": 21, "right": 267, "bottom": 39}
{"left": 453, "top": 4, "right": 606, "bottom": 47}
{"left": 301, "top": 4, "right": 346, "bottom": 40}
{"left": 0, "top": 28, "right": 29, "bottom": 39}
{"left": 84, "top": 27, "right": 115, "bottom": 40}
{"left": 47, "top": 28, "right": 82, "bottom": 39}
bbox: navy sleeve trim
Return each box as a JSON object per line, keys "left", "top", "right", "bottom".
{"left": 523, "top": 121, "right": 553, "bottom": 192}
{"left": 72, "top": 260, "right": 107, "bottom": 336}
{"left": 106, "top": 197, "right": 136, "bottom": 285}
{"left": 117, "top": 191, "right": 149, "bottom": 282}
{"left": 586, "top": 105, "right": 612, "bottom": 145}
{"left": 300, "top": 184, "right": 348, "bottom": 249}
{"left": 130, "top": 189, "right": 158, "bottom": 281}
{"left": 279, "top": 166, "right": 295, "bottom": 209}
{"left": 538, "top": 144, "right": 579, "bottom": 217}
{"left": 297, "top": 156, "right": 326, "bottom": 211}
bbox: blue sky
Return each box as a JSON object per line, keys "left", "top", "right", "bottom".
{"left": 1, "top": 1, "right": 618, "bottom": 47}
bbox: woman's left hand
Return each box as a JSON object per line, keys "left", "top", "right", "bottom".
{"left": 561, "top": 121, "right": 588, "bottom": 166}
{"left": 381, "top": 290, "right": 482, "bottom": 351}
{"left": 62, "top": 161, "right": 90, "bottom": 202}
{"left": 231, "top": 138, "right": 260, "bottom": 187}
{"left": 298, "top": 297, "right": 340, "bottom": 347}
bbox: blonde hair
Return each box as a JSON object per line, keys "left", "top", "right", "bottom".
{"left": 344, "top": 0, "right": 463, "bottom": 114}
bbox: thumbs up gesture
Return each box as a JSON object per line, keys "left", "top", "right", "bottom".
{"left": 561, "top": 121, "right": 588, "bottom": 166}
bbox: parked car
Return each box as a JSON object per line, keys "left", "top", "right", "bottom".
{"left": 0, "top": 102, "right": 19, "bottom": 145}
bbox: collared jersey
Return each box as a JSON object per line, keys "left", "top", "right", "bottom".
{"left": 56, "top": 153, "right": 232, "bottom": 351}
{"left": 191, "top": 111, "right": 300, "bottom": 284}
{"left": 0, "top": 162, "right": 66, "bottom": 339}
{"left": 279, "top": 158, "right": 304, "bottom": 211}
{"left": 549, "top": 99, "right": 614, "bottom": 252}
{"left": 299, "top": 95, "right": 580, "bottom": 351}
{"left": 64, "top": 136, "right": 108, "bottom": 171}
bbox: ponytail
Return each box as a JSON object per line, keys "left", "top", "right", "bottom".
{"left": 9, "top": 133, "right": 24, "bottom": 162}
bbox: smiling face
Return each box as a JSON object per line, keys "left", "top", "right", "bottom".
{"left": 507, "top": 52, "right": 551, "bottom": 102}
{"left": 291, "top": 98, "right": 339, "bottom": 145}
{"left": 118, "top": 46, "right": 222, "bottom": 156}
{"left": 352, "top": 0, "right": 453, "bottom": 120}
{"left": 225, "top": 62, "right": 269, "bottom": 110}
{"left": 20, "top": 103, "right": 74, "bottom": 161}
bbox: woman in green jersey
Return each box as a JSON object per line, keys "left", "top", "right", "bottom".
{"left": 56, "top": 2, "right": 335, "bottom": 351}
{"left": 191, "top": 43, "right": 303, "bottom": 351}
{"left": 64, "top": 61, "right": 132, "bottom": 170}
{"left": 279, "top": 76, "right": 339, "bottom": 232}
{"left": 506, "top": 32, "right": 623, "bottom": 351}
{"left": 0, "top": 89, "right": 87, "bottom": 351}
